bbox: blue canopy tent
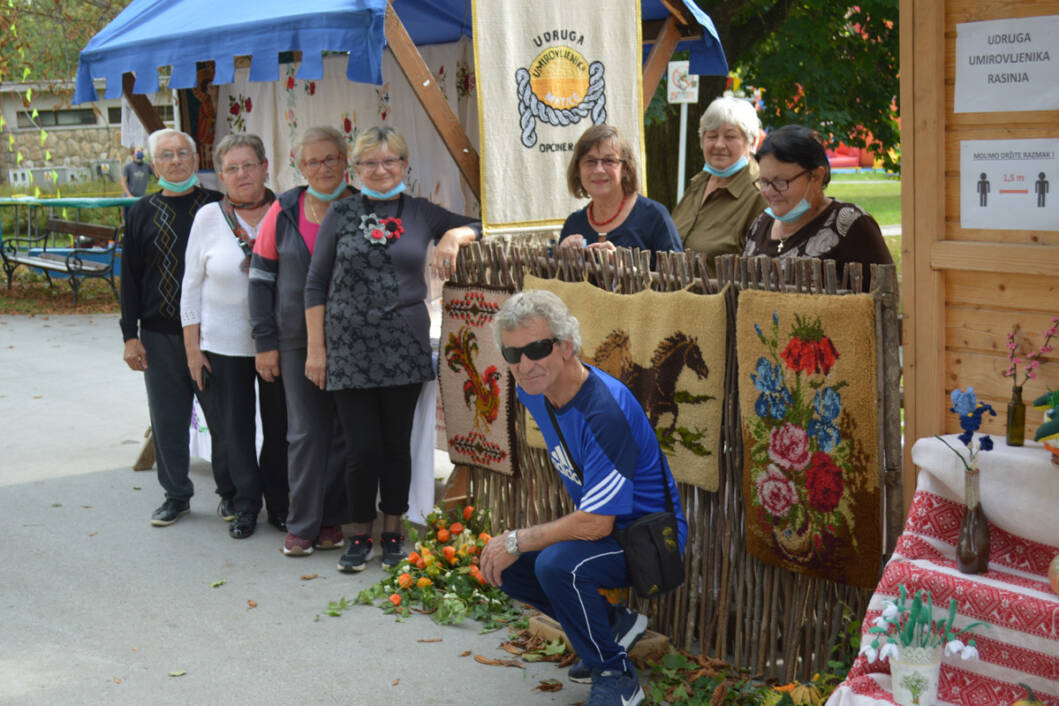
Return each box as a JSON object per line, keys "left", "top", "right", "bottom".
{"left": 75, "top": 0, "right": 727, "bottom": 103}
{"left": 74, "top": 0, "right": 727, "bottom": 196}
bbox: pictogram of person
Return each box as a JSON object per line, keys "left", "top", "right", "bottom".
{"left": 977, "top": 172, "right": 990, "bottom": 207}
{"left": 1035, "top": 172, "right": 1048, "bottom": 208}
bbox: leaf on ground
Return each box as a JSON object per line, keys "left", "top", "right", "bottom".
{"left": 247, "top": 599, "right": 258, "bottom": 609}
{"left": 88, "top": 531, "right": 98, "bottom": 537}
{"left": 533, "top": 679, "right": 562, "bottom": 692}
{"left": 51, "top": 503, "right": 61, "bottom": 507}
{"left": 500, "top": 642, "right": 524, "bottom": 655}
{"left": 113, "top": 677, "right": 121, "bottom": 684}
{"left": 300, "top": 573, "right": 320, "bottom": 581}
{"left": 132, "top": 486, "right": 142, "bottom": 491}
{"left": 210, "top": 580, "right": 225, "bottom": 588}
{"left": 473, "top": 654, "right": 524, "bottom": 669}
{"left": 392, "top": 678, "right": 400, "bottom": 686}
{"left": 33, "top": 395, "right": 42, "bottom": 399}
{"left": 417, "top": 638, "right": 443, "bottom": 643}
{"left": 458, "top": 650, "right": 472, "bottom": 657}
{"left": 557, "top": 652, "right": 578, "bottom": 668}
{"left": 168, "top": 670, "right": 187, "bottom": 677}
{"left": 80, "top": 505, "right": 92, "bottom": 509}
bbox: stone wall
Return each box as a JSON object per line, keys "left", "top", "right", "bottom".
{"left": 1, "top": 126, "right": 127, "bottom": 188}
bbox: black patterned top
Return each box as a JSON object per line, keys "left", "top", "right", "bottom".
{"left": 742, "top": 198, "right": 892, "bottom": 289}
{"left": 304, "top": 194, "right": 480, "bottom": 390}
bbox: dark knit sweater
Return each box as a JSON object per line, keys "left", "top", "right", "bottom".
{"left": 119, "top": 187, "right": 222, "bottom": 341}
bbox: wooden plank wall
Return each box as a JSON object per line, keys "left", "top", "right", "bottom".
{"left": 902, "top": 0, "right": 1059, "bottom": 510}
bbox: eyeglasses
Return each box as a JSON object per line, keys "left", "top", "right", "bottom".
{"left": 500, "top": 337, "right": 559, "bottom": 364}
{"left": 302, "top": 154, "right": 343, "bottom": 172}
{"left": 356, "top": 158, "right": 404, "bottom": 171}
{"left": 158, "top": 149, "right": 193, "bottom": 162}
{"left": 221, "top": 161, "right": 262, "bottom": 176}
{"left": 754, "top": 169, "right": 810, "bottom": 193}
{"left": 580, "top": 157, "right": 623, "bottom": 170}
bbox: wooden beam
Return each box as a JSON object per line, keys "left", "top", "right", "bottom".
{"left": 931, "top": 241, "right": 1059, "bottom": 277}
{"left": 385, "top": 3, "right": 480, "bottom": 199}
{"left": 901, "top": 0, "right": 946, "bottom": 516}
{"left": 642, "top": 15, "right": 682, "bottom": 113}
{"left": 643, "top": 20, "right": 702, "bottom": 44}
{"left": 121, "top": 73, "right": 165, "bottom": 133}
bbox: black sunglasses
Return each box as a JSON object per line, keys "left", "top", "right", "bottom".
{"left": 500, "top": 337, "right": 559, "bottom": 364}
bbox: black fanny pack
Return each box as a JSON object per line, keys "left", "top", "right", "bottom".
{"left": 546, "top": 400, "right": 685, "bottom": 599}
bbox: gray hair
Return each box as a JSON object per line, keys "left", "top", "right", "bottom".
{"left": 492, "top": 290, "right": 582, "bottom": 354}
{"left": 698, "top": 96, "right": 761, "bottom": 143}
{"left": 213, "top": 133, "right": 267, "bottom": 170}
{"left": 294, "top": 126, "right": 347, "bottom": 164}
{"left": 351, "top": 126, "right": 409, "bottom": 164}
{"left": 147, "top": 128, "right": 196, "bottom": 162}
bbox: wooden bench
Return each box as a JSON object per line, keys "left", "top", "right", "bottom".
{"left": 1, "top": 218, "right": 122, "bottom": 306}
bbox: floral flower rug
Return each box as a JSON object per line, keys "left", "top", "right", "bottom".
{"left": 736, "top": 290, "right": 882, "bottom": 588}
{"left": 439, "top": 284, "right": 518, "bottom": 476}
{"left": 523, "top": 275, "right": 727, "bottom": 491}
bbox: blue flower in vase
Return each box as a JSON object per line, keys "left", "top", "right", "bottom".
{"left": 950, "top": 388, "right": 997, "bottom": 447}
{"left": 752, "top": 357, "right": 792, "bottom": 419}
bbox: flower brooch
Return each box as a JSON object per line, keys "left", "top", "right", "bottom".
{"left": 360, "top": 213, "right": 404, "bottom": 245}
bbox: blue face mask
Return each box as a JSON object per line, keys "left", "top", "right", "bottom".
{"left": 764, "top": 177, "right": 813, "bottom": 223}
{"left": 702, "top": 155, "right": 748, "bottom": 179}
{"left": 158, "top": 174, "right": 199, "bottom": 193}
{"left": 307, "top": 181, "right": 348, "bottom": 202}
{"left": 360, "top": 182, "right": 407, "bottom": 200}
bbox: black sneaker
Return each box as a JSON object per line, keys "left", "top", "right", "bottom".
{"left": 229, "top": 511, "right": 257, "bottom": 539}
{"left": 380, "top": 532, "right": 404, "bottom": 568}
{"left": 337, "top": 534, "right": 374, "bottom": 573}
{"left": 217, "top": 498, "right": 235, "bottom": 522}
{"left": 569, "top": 607, "right": 648, "bottom": 684}
{"left": 151, "top": 499, "right": 190, "bottom": 527}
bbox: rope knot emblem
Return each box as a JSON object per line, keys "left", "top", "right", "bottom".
{"left": 515, "top": 46, "right": 607, "bottom": 148}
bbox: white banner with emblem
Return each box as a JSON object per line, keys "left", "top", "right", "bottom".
{"left": 472, "top": 0, "right": 645, "bottom": 231}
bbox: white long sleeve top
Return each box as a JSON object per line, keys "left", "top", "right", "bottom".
{"left": 180, "top": 202, "right": 259, "bottom": 357}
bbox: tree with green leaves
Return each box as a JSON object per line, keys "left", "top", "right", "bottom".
{"left": 646, "top": 0, "right": 899, "bottom": 208}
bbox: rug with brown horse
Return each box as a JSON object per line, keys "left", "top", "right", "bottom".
{"left": 522, "top": 275, "right": 727, "bottom": 491}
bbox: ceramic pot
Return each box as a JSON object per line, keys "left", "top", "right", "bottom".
{"left": 890, "top": 645, "right": 943, "bottom": 706}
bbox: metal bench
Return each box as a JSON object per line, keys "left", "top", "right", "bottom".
{"left": 1, "top": 218, "right": 122, "bottom": 306}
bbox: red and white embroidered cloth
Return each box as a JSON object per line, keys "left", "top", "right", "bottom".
{"left": 827, "top": 437, "right": 1059, "bottom": 706}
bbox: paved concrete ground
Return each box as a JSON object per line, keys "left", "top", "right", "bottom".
{"left": 0, "top": 314, "right": 582, "bottom": 705}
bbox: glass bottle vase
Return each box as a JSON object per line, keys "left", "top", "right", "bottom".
{"left": 1006, "top": 385, "right": 1026, "bottom": 447}
{"left": 957, "top": 465, "right": 990, "bottom": 574}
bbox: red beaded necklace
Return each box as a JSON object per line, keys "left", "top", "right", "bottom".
{"left": 587, "top": 194, "right": 627, "bottom": 228}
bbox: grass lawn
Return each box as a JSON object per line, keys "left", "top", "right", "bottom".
{"left": 828, "top": 173, "right": 901, "bottom": 227}
{"left": 0, "top": 269, "right": 120, "bottom": 315}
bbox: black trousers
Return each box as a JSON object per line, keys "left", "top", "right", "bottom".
{"left": 332, "top": 382, "right": 422, "bottom": 524}
{"left": 200, "top": 352, "right": 289, "bottom": 516}
{"left": 140, "top": 329, "right": 232, "bottom": 501}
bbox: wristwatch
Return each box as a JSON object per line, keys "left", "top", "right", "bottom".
{"left": 505, "top": 529, "right": 520, "bottom": 555}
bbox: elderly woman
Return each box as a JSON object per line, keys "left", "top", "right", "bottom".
{"left": 304, "top": 126, "right": 480, "bottom": 573}
{"left": 742, "top": 125, "right": 892, "bottom": 287}
{"left": 557, "top": 124, "right": 682, "bottom": 258}
{"left": 670, "top": 96, "right": 767, "bottom": 276}
{"left": 182, "top": 133, "right": 289, "bottom": 540}
{"left": 249, "top": 126, "right": 356, "bottom": 556}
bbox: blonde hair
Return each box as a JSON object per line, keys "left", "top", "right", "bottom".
{"left": 351, "top": 126, "right": 409, "bottom": 164}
